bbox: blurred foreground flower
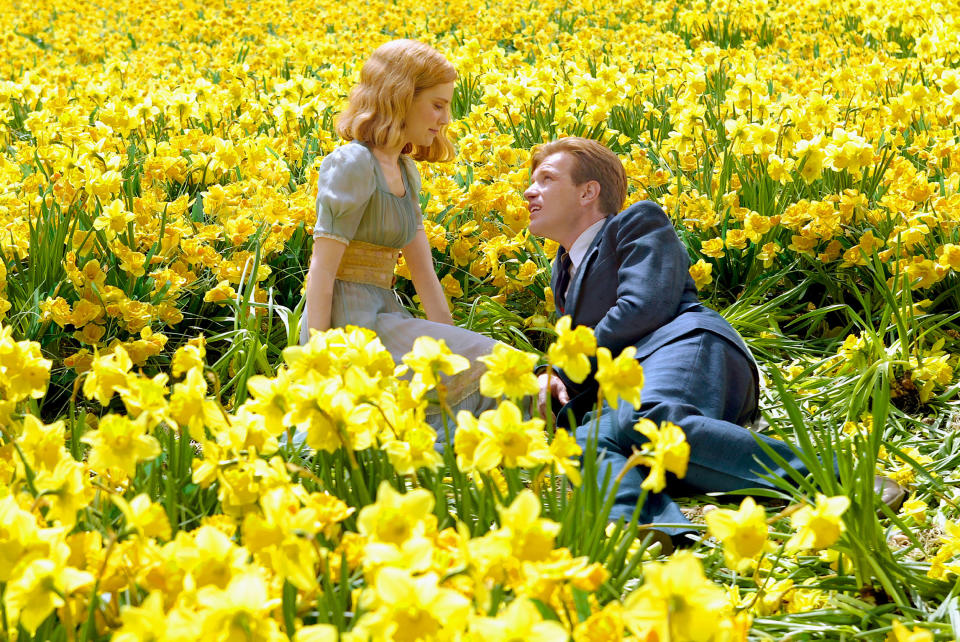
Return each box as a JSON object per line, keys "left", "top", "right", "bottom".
{"left": 889, "top": 619, "right": 934, "bottom": 642}
{"left": 595, "top": 346, "right": 644, "bottom": 409}
{"left": 705, "top": 496, "right": 769, "bottom": 571}
{"left": 787, "top": 494, "right": 850, "bottom": 552}
{"left": 469, "top": 596, "right": 567, "bottom": 641}
{"left": 631, "top": 419, "right": 689, "bottom": 493}
{"left": 622, "top": 551, "right": 731, "bottom": 641}
{"left": 478, "top": 343, "right": 539, "bottom": 399}
{"left": 403, "top": 335, "right": 470, "bottom": 390}
{"left": 454, "top": 401, "right": 548, "bottom": 472}
{"left": 547, "top": 315, "right": 596, "bottom": 383}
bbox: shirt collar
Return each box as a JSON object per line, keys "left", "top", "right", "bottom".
{"left": 567, "top": 218, "right": 606, "bottom": 273}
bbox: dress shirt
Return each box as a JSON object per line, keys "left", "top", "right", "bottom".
{"left": 565, "top": 218, "right": 607, "bottom": 292}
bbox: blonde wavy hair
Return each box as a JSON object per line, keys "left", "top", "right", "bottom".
{"left": 336, "top": 40, "right": 457, "bottom": 163}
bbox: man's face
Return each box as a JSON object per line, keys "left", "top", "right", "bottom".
{"left": 523, "top": 152, "right": 584, "bottom": 246}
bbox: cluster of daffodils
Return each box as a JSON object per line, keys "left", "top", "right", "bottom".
{"left": 4, "top": 315, "right": 916, "bottom": 638}
{"left": 0, "top": 0, "right": 957, "bottom": 403}
{"left": 2, "top": 0, "right": 960, "bottom": 637}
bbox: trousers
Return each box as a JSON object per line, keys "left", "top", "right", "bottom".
{"left": 574, "top": 331, "right": 808, "bottom": 536}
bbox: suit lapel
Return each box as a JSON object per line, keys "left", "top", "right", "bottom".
{"left": 564, "top": 216, "right": 612, "bottom": 319}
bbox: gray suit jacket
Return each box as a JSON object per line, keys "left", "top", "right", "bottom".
{"left": 552, "top": 200, "right": 759, "bottom": 418}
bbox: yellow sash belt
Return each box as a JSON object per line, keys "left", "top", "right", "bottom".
{"left": 336, "top": 240, "right": 399, "bottom": 289}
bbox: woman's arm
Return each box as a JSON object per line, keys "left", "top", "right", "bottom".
{"left": 305, "top": 237, "right": 348, "bottom": 334}
{"left": 402, "top": 229, "right": 454, "bottom": 325}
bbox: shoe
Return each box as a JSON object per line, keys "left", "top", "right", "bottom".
{"left": 874, "top": 475, "right": 907, "bottom": 513}
{"left": 671, "top": 530, "right": 699, "bottom": 550}
{"left": 636, "top": 527, "right": 675, "bottom": 556}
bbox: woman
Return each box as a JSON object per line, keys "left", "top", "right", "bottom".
{"left": 301, "top": 39, "right": 496, "bottom": 432}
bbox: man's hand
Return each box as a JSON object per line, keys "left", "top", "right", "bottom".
{"left": 538, "top": 372, "right": 570, "bottom": 417}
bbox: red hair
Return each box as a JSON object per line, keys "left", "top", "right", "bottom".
{"left": 336, "top": 40, "right": 457, "bottom": 162}
{"left": 531, "top": 137, "right": 627, "bottom": 215}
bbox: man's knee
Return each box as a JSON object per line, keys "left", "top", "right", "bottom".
{"left": 615, "top": 398, "right": 702, "bottom": 437}
{"left": 575, "top": 411, "right": 622, "bottom": 453}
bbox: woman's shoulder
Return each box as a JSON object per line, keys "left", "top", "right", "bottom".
{"left": 399, "top": 153, "right": 419, "bottom": 174}
{"left": 321, "top": 141, "right": 376, "bottom": 174}
{"left": 399, "top": 154, "right": 422, "bottom": 189}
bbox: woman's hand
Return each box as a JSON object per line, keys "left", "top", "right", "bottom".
{"left": 403, "top": 229, "right": 454, "bottom": 325}
{"left": 305, "top": 237, "right": 348, "bottom": 334}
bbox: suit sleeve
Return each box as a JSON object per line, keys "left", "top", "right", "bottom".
{"left": 591, "top": 201, "right": 691, "bottom": 355}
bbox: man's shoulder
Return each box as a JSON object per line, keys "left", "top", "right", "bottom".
{"left": 597, "top": 200, "right": 679, "bottom": 251}
{"left": 605, "top": 200, "right": 672, "bottom": 235}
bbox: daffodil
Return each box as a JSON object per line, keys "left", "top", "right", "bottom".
{"left": 92, "top": 198, "right": 135, "bottom": 239}
{"left": 82, "top": 414, "right": 162, "bottom": 478}
{"left": 113, "top": 493, "right": 172, "bottom": 540}
{"left": 354, "top": 568, "right": 471, "bottom": 641}
{"left": 81, "top": 346, "right": 133, "bottom": 406}
{"left": 705, "top": 496, "right": 769, "bottom": 571}
{"left": 478, "top": 343, "right": 540, "bottom": 399}
{"left": 113, "top": 592, "right": 168, "bottom": 642}
{"left": 478, "top": 400, "right": 549, "bottom": 469}
{"left": 4, "top": 543, "right": 94, "bottom": 635}
{"left": 572, "top": 602, "right": 624, "bottom": 642}
{"left": 633, "top": 418, "right": 689, "bottom": 492}
{"left": 899, "top": 497, "right": 928, "bottom": 524}
{"left": 689, "top": 258, "right": 714, "bottom": 289}
{"left": 594, "top": 346, "right": 644, "bottom": 409}
{"left": 786, "top": 494, "right": 850, "bottom": 552}
{"left": 547, "top": 315, "right": 597, "bottom": 384}
{"left": 357, "top": 481, "right": 435, "bottom": 548}
{"left": 621, "top": 551, "right": 731, "bottom": 641}
{"left": 194, "top": 570, "right": 285, "bottom": 641}
{"left": 0, "top": 495, "right": 50, "bottom": 583}
{"left": 0, "top": 325, "right": 52, "bottom": 403}
{"left": 171, "top": 336, "right": 207, "bottom": 377}
{"left": 403, "top": 335, "right": 470, "bottom": 390}
{"left": 889, "top": 619, "right": 935, "bottom": 641}
{"left": 548, "top": 427, "right": 582, "bottom": 486}
{"left": 496, "top": 490, "right": 560, "bottom": 563}
{"left": 292, "top": 624, "right": 340, "bottom": 642}
{"left": 469, "top": 597, "right": 567, "bottom": 641}
{"left": 169, "top": 367, "right": 229, "bottom": 441}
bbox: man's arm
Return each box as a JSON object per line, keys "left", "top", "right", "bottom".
{"left": 591, "top": 201, "right": 691, "bottom": 355}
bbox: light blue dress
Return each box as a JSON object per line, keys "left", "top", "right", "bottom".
{"left": 301, "top": 141, "right": 497, "bottom": 428}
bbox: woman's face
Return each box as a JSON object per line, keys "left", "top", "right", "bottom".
{"left": 403, "top": 82, "right": 455, "bottom": 148}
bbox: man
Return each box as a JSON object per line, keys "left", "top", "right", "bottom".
{"left": 524, "top": 137, "right": 903, "bottom": 549}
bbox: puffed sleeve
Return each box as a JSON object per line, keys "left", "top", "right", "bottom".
{"left": 313, "top": 144, "right": 377, "bottom": 244}
{"left": 401, "top": 156, "right": 425, "bottom": 231}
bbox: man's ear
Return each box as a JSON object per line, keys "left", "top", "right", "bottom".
{"left": 579, "top": 180, "right": 601, "bottom": 206}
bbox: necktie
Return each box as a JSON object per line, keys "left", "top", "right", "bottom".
{"left": 555, "top": 250, "right": 572, "bottom": 314}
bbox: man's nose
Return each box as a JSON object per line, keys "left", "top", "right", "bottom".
{"left": 523, "top": 184, "right": 536, "bottom": 200}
